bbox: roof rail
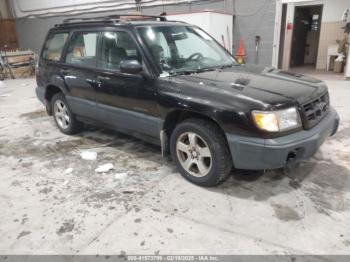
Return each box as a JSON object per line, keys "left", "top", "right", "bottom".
{"left": 61, "top": 14, "right": 167, "bottom": 25}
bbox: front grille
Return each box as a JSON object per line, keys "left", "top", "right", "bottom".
{"left": 301, "top": 92, "right": 329, "bottom": 129}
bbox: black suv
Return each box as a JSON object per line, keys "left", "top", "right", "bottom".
{"left": 36, "top": 15, "right": 339, "bottom": 187}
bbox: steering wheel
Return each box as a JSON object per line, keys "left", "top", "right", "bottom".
{"left": 186, "top": 52, "right": 204, "bottom": 61}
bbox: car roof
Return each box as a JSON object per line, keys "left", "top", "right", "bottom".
{"left": 52, "top": 14, "right": 189, "bottom": 30}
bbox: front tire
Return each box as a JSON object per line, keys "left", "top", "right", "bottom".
{"left": 51, "top": 93, "right": 81, "bottom": 135}
{"left": 170, "top": 118, "right": 232, "bottom": 187}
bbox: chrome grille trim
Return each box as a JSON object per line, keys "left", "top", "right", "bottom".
{"left": 301, "top": 92, "right": 329, "bottom": 129}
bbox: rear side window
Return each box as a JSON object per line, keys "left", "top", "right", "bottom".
{"left": 65, "top": 32, "right": 98, "bottom": 67}
{"left": 42, "top": 32, "right": 68, "bottom": 61}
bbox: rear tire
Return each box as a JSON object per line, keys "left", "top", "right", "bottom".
{"left": 170, "top": 118, "right": 232, "bottom": 187}
{"left": 51, "top": 93, "right": 82, "bottom": 135}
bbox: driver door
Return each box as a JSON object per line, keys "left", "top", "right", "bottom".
{"left": 95, "top": 30, "right": 160, "bottom": 138}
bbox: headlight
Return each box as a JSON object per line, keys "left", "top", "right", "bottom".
{"left": 252, "top": 107, "right": 301, "bottom": 132}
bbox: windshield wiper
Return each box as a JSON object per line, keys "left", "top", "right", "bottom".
{"left": 172, "top": 67, "right": 217, "bottom": 75}
{"left": 218, "top": 64, "right": 237, "bottom": 69}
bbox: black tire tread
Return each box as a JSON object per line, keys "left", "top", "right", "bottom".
{"left": 171, "top": 118, "right": 232, "bottom": 187}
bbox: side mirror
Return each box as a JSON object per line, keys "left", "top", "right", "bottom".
{"left": 120, "top": 60, "right": 143, "bottom": 74}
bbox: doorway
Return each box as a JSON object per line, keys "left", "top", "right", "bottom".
{"left": 278, "top": 3, "right": 287, "bottom": 69}
{"left": 290, "top": 5, "right": 323, "bottom": 69}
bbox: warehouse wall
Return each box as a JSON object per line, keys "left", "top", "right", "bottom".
{"left": 232, "top": 0, "right": 276, "bottom": 66}
{"left": 14, "top": 0, "right": 276, "bottom": 67}
{"left": 14, "top": 0, "right": 231, "bottom": 55}
{"left": 11, "top": 0, "right": 203, "bottom": 18}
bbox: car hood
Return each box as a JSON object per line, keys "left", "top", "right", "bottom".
{"left": 174, "top": 64, "right": 328, "bottom": 106}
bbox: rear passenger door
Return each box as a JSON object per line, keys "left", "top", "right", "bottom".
{"left": 95, "top": 30, "right": 160, "bottom": 138}
{"left": 38, "top": 31, "right": 69, "bottom": 93}
{"left": 62, "top": 31, "right": 99, "bottom": 119}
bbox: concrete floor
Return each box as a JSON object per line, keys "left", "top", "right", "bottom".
{"left": 290, "top": 65, "right": 346, "bottom": 81}
{"left": 0, "top": 77, "right": 350, "bottom": 255}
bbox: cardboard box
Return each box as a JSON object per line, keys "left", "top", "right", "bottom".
{"left": 334, "top": 61, "right": 344, "bottom": 73}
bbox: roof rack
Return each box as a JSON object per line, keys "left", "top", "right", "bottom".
{"left": 61, "top": 14, "right": 167, "bottom": 25}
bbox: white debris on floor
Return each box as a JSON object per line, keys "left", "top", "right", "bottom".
{"left": 80, "top": 151, "right": 97, "bottom": 161}
{"left": 64, "top": 167, "right": 73, "bottom": 174}
{"left": 95, "top": 163, "right": 114, "bottom": 173}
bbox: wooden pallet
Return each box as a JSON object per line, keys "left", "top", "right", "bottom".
{"left": 0, "top": 50, "right": 35, "bottom": 79}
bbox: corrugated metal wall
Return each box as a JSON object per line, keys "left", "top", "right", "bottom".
{"left": 14, "top": 0, "right": 276, "bottom": 66}
{"left": 233, "top": 0, "right": 276, "bottom": 65}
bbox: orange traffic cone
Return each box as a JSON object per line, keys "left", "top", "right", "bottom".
{"left": 235, "top": 39, "right": 246, "bottom": 64}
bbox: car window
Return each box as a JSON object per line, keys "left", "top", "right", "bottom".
{"left": 175, "top": 30, "right": 220, "bottom": 60}
{"left": 150, "top": 31, "right": 171, "bottom": 59}
{"left": 138, "top": 26, "right": 235, "bottom": 74}
{"left": 65, "top": 32, "right": 98, "bottom": 67}
{"left": 42, "top": 32, "right": 69, "bottom": 61}
{"left": 98, "top": 31, "right": 141, "bottom": 70}
{"left": 141, "top": 29, "right": 172, "bottom": 70}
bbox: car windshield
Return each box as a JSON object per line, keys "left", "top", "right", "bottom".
{"left": 137, "top": 25, "right": 236, "bottom": 75}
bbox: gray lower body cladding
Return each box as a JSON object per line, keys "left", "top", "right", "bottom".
{"left": 35, "top": 86, "right": 45, "bottom": 104}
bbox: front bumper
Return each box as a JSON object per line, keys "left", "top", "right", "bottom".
{"left": 226, "top": 107, "right": 340, "bottom": 170}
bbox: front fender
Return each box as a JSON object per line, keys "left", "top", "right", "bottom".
{"left": 158, "top": 91, "right": 255, "bottom": 137}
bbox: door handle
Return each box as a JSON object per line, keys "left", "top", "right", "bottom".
{"left": 60, "top": 68, "right": 70, "bottom": 75}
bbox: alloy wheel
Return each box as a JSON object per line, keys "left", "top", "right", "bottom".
{"left": 176, "top": 132, "right": 212, "bottom": 177}
{"left": 54, "top": 99, "right": 70, "bottom": 129}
